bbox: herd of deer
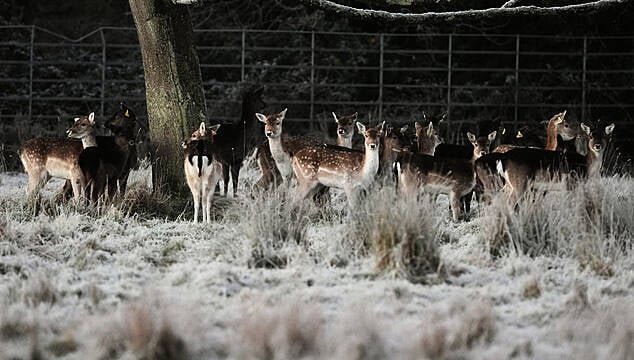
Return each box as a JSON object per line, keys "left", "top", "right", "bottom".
{"left": 16, "top": 88, "right": 616, "bottom": 224}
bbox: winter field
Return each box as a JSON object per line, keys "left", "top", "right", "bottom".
{"left": 0, "top": 156, "right": 632, "bottom": 360}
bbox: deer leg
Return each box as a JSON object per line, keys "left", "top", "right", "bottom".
{"left": 293, "top": 180, "right": 318, "bottom": 205}
{"left": 449, "top": 191, "right": 462, "bottom": 222}
{"left": 222, "top": 164, "right": 230, "bottom": 196}
{"left": 26, "top": 170, "right": 48, "bottom": 197}
{"left": 231, "top": 165, "right": 240, "bottom": 198}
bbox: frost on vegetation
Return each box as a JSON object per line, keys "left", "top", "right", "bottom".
{"left": 232, "top": 188, "right": 310, "bottom": 269}
{"left": 481, "top": 177, "right": 633, "bottom": 275}
{"left": 348, "top": 188, "right": 442, "bottom": 282}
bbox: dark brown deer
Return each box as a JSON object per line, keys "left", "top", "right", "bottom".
{"left": 395, "top": 131, "right": 497, "bottom": 221}
{"left": 58, "top": 103, "right": 137, "bottom": 200}
{"left": 65, "top": 113, "right": 106, "bottom": 202}
{"left": 213, "top": 86, "right": 265, "bottom": 197}
{"left": 478, "top": 122, "right": 614, "bottom": 203}
{"left": 414, "top": 121, "right": 442, "bottom": 156}
{"left": 292, "top": 122, "right": 383, "bottom": 207}
{"left": 182, "top": 122, "right": 223, "bottom": 223}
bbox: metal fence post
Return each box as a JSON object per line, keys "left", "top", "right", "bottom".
{"left": 515, "top": 34, "right": 520, "bottom": 127}
{"left": 446, "top": 34, "right": 453, "bottom": 124}
{"left": 28, "top": 25, "right": 35, "bottom": 121}
{"left": 241, "top": 29, "right": 246, "bottom": 81}
{"left": 378, "top": 33, "right": 384, "bottom": 122}
{"left": 310, "top": 31, "right": 315, "bottom": 129}
{"left": 581, "top": 35, "right": 587, "bottom": 124}
{"left": 100, "top": 29, "right": 106, "bottom": 118}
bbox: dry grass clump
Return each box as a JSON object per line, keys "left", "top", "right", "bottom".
{"left": 232, "top": 301, "right": 323, "bottom": 359}
{"left": 348, "top": 188, "right": 441, "bottom": 282}
{"left": 21, "top": 274, "right": 58, "bottom": 306}
{"left": 232, "top": 188, "right": 309, "bottom": 268}
{"left": 120, "top": 186, "right": 183, "bottom": 220}
{"left": 326, "top": 308, "right": 389, "bottom": 360}
{"left": 482, "top": 176, "right": 633, "bottom": 271}
{"left": 410, "top": 298, "right": 496, "bottom": 359}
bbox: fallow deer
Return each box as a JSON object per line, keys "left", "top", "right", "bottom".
{"left": 59, "top": 103, "right": 137, "bottom": 200}
{"left": 256, "top": 108, "right": 323, "bottom": 183}
{"left": 292, "top": 122, "right": 384, "bottom": 207}
{"left": 414, "top": 121, "right": 442, "bottom": 156}
{"left": 333, "top": 112, "right": 358, "bottom": 148}
{"left": 481, "top": 122, "right": 614, "bottom": 202}
{"left": 213, "top": 86, "right": 266, "bottom": 197}
{"left": 65, "top": 112, "right": 106, "bottom": 202}
{"left": 395, "top": 131, "right": 497, "bottom": 221}
{"left": 377, "top": 123, "right": 412, "bottom": 177}
{"left": 183, "top": 122, "right": 223, "bottom": 223}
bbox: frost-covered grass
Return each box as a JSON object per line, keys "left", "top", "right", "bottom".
{"left": 0, "top": 161, "right": 632, "bottom": 359}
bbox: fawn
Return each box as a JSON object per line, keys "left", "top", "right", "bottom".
{"left": 183, "top": 122, "right": 223, "bottom": 223}
{"left": 65, "top": 112, "right": 106, "bottom": 202}
{"left": 292, "top": 122, "right": 384, "bottom": 207}
{"left": 395, "top": 131, "right": 497, "bottom": 221}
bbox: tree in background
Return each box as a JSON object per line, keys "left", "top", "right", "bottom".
{"left": 128, "top": 0, "right": 206, "bottom": 195}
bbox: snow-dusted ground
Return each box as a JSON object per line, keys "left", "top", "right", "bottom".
{"left": 0, "top": 160, "right": 632, "bottom": 359}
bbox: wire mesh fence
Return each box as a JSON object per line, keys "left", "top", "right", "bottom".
{"left": 0, "top": 25, "right": 632, "bottom": 153}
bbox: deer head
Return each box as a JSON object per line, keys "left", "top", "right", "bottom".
{"left": 256, "top": 108, "right": 287, "bottom": 139}
{"left": 551, "top": 110, "right": 578, "bottom": 141}
{"left": 581, "top": 122, "right": 614, "bottom": 157}
{"left": 181, "top": 122, "right": 221, "bottom": 148}
{"left": 357, "top": 121, "right": 383, "bottom": 151}
{"left": 333, "top": 112, "right": 358, "bottom": 138}
{"left": 414, "top": 121, "right": 442, "bottom": 155}
{"left": 467, "top": 130, "right": 496, "bottom": 160}
{"left": 66, "top": 112, "right": 97, "bottom": 139}
{"left": 106, "top": 103, "right": 136, "bottom": 135}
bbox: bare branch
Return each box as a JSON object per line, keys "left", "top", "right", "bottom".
{"left": 299, "top": 0, "right": 627, "bottom": 24}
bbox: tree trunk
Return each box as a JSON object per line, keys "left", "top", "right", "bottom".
{"left": 129, "top": 0, "right": 206, "bottom": 195}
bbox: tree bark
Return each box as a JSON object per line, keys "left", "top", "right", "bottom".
{"left": 129, "top": 0, "right": 206, "bottom": 195}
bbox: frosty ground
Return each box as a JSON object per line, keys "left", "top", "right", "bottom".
{"left": 0, "top": 159, "right": 632, "bottom": 359}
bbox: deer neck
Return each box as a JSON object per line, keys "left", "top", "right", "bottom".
{"left": 360, "top": 146, "right": 380, "bottom": 184}
{"left": 81, "top": 134, "right": 98, "bottom": 148}
{"left": 586, "top": 150, "right": 602, "bottom": 177}
{"left": 337, "top": 135, "right": 352, "bottom": 148}
{"left": 545, "top": 122, "right": 559, "bottom": 150}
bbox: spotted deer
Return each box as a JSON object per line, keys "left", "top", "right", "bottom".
{"left": 395, "top": 131, "right": 497, "bottom": 221}
{"left": 182, "top": 122, "right": 223, "bottom": 223}
{"left": 480, "top": 122, "right": 614, "bottom": 203}
{"left": 333, "top": 112, "right": 358, "bottom": 148}
{"left": 256, "top": 108, "right": 323, "bottom": 184}
{"left": 65, "top": 112, "right": 107, "bottom": 202}
{"left": 292, "top": 122, "right": 383, "bottom": 207}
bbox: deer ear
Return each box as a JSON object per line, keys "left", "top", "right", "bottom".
{"left": 209, "top": 124, "right": 221, "bottom": 134}
{"left": 278, "top": 108, "right": 287, "bottom": 120}
{"left": 516, "top": 130, "right": 524, "bottom": 139}
{"left": 351, "top": 112, "right": 358, "bottom": 121}
{"left": 466, "top": 132, "right": 476, "bottom": 143}
{"left": 332, "top": 112, "right": 339, "bottom": 123}
{"left": 377, "top": 121, "right": 385, "bottom": 133}
{"left": 400, "top": 125, "right": 408, "bottom": 134}
{"left": 124, "top": 109, "right": 130, "bottom": 117}
{"left": 74, "top": 117, "right": 80, "bottom": 123}
{"left": 256, "top": 113, "right": 267, "bottom": 123}
{"left": 356, "top": 122, "right": 366, "bottom": 134}
{"left": 199, "top": 122, "right": 206, "bottom": 136}
{"left": 580, "top": 123, "right": 591, "bottom": 136}
{"left": 88, "top": 112, "right": 96, "bottom": 125}
{"left": 488, "top": 131, "right": 497, "bottom": 142}
{"left": 414, "top": 122, "right": 422, "bottom": 132}
{"left": 181, "top": 141, "right": 188, "bottom": 149}
{"left": 426, "top": 122, "right": 434, "bottom": 137}
{"left": 604, "top": 123, "right": 615, "bottom": 136}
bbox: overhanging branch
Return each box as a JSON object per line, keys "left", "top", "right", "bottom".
{"left": 299, "top": 0, "right": 627, "bottom": 24}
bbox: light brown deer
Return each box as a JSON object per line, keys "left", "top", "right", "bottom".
{"left": 65, "top": 112, "right": 106, "bottom": 202}
{"left": 256, "top": 108, "right": 323, "bottom": 184}
{"left": 333, "top": 112, "right": 357, "bottom": 148}
{"left": 182, "top": 122, "right": 223, "bottom": 223}
{"left": 486, "top": 122, "right": 614, "bottom": 202}
{"left": 395, "top": 131, "right": 497, "bottom": 221}
{"left": 292, "top": 122, "right": 384, "bottom": 207}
